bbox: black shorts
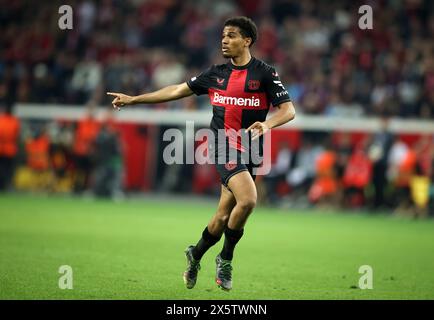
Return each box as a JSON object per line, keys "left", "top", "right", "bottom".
{"left": 211, "top": 147, "right": 260, "bottom": 188}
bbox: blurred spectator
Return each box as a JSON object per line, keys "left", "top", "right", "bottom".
{"left": 152, "top": 53, "right": 187, "bottom": 91}
{"left": 387, "top": 137, "right": 414, "bottom": 213}
{"left": 308, "top": 142, "right": 339, "bottom": 207}
{"left": 342, "top": 144, "right": 372, "bottom": 208}
{"left": 334, "top": 132, "right": 353, "bottom": 180}
{"left": 429, "top": 143, "right": 434, "bottom": 217}
{"left": 92, "top": 120, "right": 122, "bottom": 199}
{"left": 400, "top": 135, "right": 433, "bottom": 218}
{"left": 157, "top": 125, "right": 193, "bottom": 193}
{"left": 287, "top": 136, "right": 324, "bottom": 202}
{"left": 368, "top": 116, "right": 394, "bottom": 209}
{"left": 0, "top": 104, "right": 20, "bottom": 191}
{"left": 410, "top": 170, "right": 430, "bottom": 218}
{"left": 70, "top": 56, "right": 103, "bottom": 104}
{"left": 48, "top": 121, "right": 75, "bottom": 193}
{"left": 77, "top": 0, "right": 97, "bottom": 36}
{"left": 72, "top": 106, "right": 101, "bottom": 193}
{"left": 15, "top": 125, "right": 53, "bottom": 191}
{"left": 264, "top": 141, "right": 292, "bottom": 205}
{"left": 25, "top": 127, "right": 50, "bottom": 172}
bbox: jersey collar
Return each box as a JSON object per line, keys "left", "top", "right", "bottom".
{"left": 229, "top": 56, "right": 255, "bottom": 70}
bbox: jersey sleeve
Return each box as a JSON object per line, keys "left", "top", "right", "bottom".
{"left": 264, "top": 67, "right": 291, "bottom": 107}
{"left": 186, "top": 66, "right": 213, "bottom": 96}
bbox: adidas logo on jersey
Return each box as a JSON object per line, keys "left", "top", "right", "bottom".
{"left": 212, "top": 92, "right": 260, "bottom": 107}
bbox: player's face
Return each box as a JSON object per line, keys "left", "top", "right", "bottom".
{"left": 221, "top": 26, "right": 251, "bottom": 58}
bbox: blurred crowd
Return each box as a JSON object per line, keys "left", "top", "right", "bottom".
{"left": 1, "top": 0, "right": 434, "bottom": 118}
{"left": 262, "top": 119, "right": 434, "bottom": 217}
{"left": 1, "top": 103, "right": 433, "bottom": 216}
{"left": 0, "top": 104, "right": 124, "bottom": 198}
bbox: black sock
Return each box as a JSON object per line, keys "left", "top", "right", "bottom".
{"left": 220, "top": 227, "right": 244, "bottom": 261}
{"left": 192, "top": 227, "right": 221, "bottom": 260}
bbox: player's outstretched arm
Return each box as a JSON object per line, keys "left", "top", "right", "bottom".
{"left": 107, "top": 82, "right": 194, "bottom": 110}
{"left": 246, "top": 101, "right": 295, "bottom": 140}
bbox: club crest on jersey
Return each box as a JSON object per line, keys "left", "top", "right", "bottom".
{"left": 248, "top": 80, "right": 260, "bottom": 90}
{"left": 216, "top": 77, "right": 225, "bottom": 86}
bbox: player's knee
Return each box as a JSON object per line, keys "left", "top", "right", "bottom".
{"left": 217, "top": 214, "right": 230, "bottom": 225}
{"left": 238, "top": 196, "right": 257, "bottom": 212}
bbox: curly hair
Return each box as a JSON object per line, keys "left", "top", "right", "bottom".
{"left": 224, "top": 16, "right": 258, "bottom": 47}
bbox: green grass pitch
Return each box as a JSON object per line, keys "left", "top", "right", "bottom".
{"left": 1, "top": 193, "right": 434, "bottom": 300}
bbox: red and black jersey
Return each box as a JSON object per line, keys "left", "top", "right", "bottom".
{"left": 187, "top": 57, "right": 291, "bottom": 152}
